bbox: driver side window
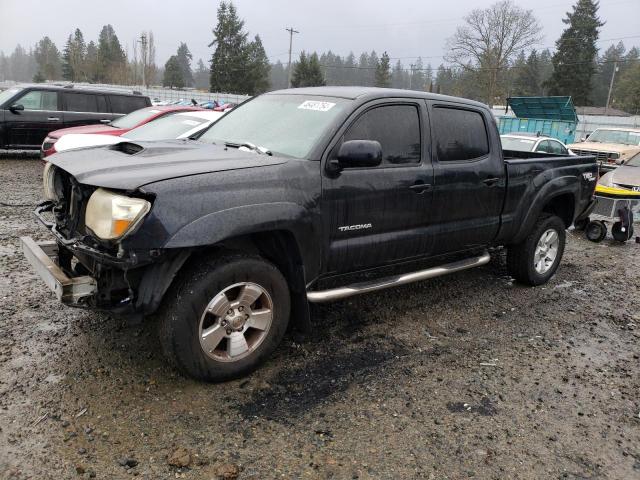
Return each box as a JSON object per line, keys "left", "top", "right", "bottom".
{"left": 342, "top": 104, "right": 421, "bottom": 166}
{"left": 16, "top": 90, "right": 58, "bottom": 111}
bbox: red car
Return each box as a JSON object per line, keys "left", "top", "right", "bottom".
{"left": 41, "top": 105, "right": 203, "bottom": 157}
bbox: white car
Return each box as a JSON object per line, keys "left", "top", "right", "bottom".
{"left": 501, "top": 133, "right": 575, "bottom": 156}
{"left": 53, "top": 110, "right": 226, "bottom": 154}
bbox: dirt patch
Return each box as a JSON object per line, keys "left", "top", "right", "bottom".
{"left": 1, "top": 158, "right": 639, "bottom": 479}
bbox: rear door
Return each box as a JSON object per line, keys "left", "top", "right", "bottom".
{"left": 5, "top": 89, "right": 61, "bottom": 148}
{"left": 428, "top": 103, "right": 504, "bottom": 254}
{"left": 322, "top": 100, "right": 435, "bottom": 274}
{"left": 109, "top": 95, "right": 149, "bottom": 115}
{"left": 62, "top": 92, "right": 112, "bottom": 129}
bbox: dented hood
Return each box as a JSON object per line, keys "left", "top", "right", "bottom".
{"left": 49, "top": 140, "right": 287, "bottom": 190}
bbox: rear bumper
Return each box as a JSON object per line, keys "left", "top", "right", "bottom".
{"left": 20, "top": 236, "right": 97, "bottom": 305}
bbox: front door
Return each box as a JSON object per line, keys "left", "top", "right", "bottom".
{"left": 5, "top": 89, "right": 61, "bottom": 148}
{"left": 322, "top": 101, "right": 434, "bottom": 274}
{"left": 429, "top": 104, "right": 504, "bottom": 254}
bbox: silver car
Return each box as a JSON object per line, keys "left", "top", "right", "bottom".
{"left": 599, "top": 152, "right": 640, "bottom": 192}
{"left": 501, "top": 133, "right": 574, "bottom": 155}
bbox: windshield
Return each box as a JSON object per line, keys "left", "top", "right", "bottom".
{"left": 626, "top": 153, "right": 640, "bottom": 167}
{"left": 123, "top": 114, "right": 208, "bottom": 141}
{"left": 110, "top": 107, "right": 161, "bottom": 129}
{"left": 0, "top": 87, "right": 22, "bottom": 107}
{"left": 501, "top": 136, "right": 535, "bottom": 152}
{"left": 198, "top": 94, "right": 352, "bottom": 158}
{"left": 587, "top": 129, "right": 640, "bottom": 146}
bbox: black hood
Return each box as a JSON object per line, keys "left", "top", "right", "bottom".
{"left": 49, "top": 140, "right": 288, "bottom": 190}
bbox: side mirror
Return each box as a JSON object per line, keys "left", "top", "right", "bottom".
{"left": 9, "top": 104, "right": 24, "bottom": 113}
{"left": 615, "top": 159, "right": 624, "bottom": 166}
{"left": 580, "top": 137, "right": 586, "bottom": 142}
{"left": 329, "top": 140, "right": 382, "bottom": 174}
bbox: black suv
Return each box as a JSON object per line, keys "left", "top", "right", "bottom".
{"left": 0, "top": 84, "right": 151, "bottom": 150}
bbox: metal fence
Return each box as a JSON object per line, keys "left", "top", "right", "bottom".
{"left": 0, "top": 80, "right": 251, "bottom": 105}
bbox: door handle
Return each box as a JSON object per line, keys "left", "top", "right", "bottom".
{"left": 100, "top": 119, "right": 111, "bottom": 124}
{"left": 483, "top": 177, "right": 500, "bottom": 186}
{"left": 47, "top": 117, "right": 60, "bottom": 121}
{"left": 409, "top": 182, "right": 432, "bottom": 193}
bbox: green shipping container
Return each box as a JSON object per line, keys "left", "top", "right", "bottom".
{"left": 498, "top": 96, "right": 578, "bottom": 145}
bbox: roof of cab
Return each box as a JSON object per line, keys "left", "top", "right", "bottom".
{"left": 267, "top": 86, "right": 489, "bottom": 109}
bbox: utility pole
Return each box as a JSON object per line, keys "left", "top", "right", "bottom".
{"left": 138, "top": 33, "right": 148, "bottom": 87}
{"left": 409, "top": 64, "right": 415, "bottom": 90}
{"left": 605, "top": 61, "right": 619, "bottom": 115}
{"left": 286, "top": 27, "right": 299, "bottom": 88}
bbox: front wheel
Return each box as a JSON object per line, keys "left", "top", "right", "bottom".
{"left": 507, "top": 215, "right": 566, "bottom": 286}
{"left": 159, "top": 254, "right": 290, "bottom": 382}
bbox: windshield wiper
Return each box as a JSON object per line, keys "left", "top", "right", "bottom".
{"left": 224, "top": 141, "right": 272, "bottom": 156}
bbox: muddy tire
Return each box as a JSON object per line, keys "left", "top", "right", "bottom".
{"left": 159, "top": 254, "right": 290, "bottom": 382}
{"left": 507, "top": 215, "right": 566, "bottom": 286}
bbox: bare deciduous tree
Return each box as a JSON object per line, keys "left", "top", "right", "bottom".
{"left": 446, "top": 0, "right": 542, "bottom": 106}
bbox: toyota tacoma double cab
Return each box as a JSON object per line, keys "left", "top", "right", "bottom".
{"left": 21, "top": 87, "right": 597, "bottom": 382}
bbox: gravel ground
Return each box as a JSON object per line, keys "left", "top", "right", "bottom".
{"left": 1, "top": 158, "right": 639, "bottom": 480}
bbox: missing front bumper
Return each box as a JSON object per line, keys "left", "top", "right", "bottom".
{"left": 20, "top": 236, "right": 97, "bottom": 305}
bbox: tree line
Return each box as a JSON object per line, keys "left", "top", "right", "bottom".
{"left": 1, "top": 0, "right": 638, "bottom": 112}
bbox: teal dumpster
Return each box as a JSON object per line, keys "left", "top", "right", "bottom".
{"left": 498, "top": 96, "right": 578, "bottom": 145}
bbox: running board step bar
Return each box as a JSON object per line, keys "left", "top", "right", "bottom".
{"left": 307, "top": 251, "right": 491, "bottom": 303}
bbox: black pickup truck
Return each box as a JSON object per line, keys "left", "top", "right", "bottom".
{"left": 21, "top": 87, "right": 597, "bottom": 382}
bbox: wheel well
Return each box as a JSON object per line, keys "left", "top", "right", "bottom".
{"left": 207, "top": 230, "right": 311, "bottom": 333}
{"left": 542, "top": 193, "right": 575, "bottom": 228}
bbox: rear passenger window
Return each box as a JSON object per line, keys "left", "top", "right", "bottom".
{"left": 344, "top": 104, "right": 421, "bottom": 165}
{"left": 110, "top": 95, "right": 148, "bottom": 114}
{"left": 65, "top": 93, "right": 98, "bottom": 113}
{"left": 432, "top": 107, "right": 489, "bottom": 161}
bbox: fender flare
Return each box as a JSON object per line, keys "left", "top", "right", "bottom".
{"left": 511, "top": 176, "right": 578, "bottom": 244}
{"left": 163, "top": 201, "right": 318, "bottom": 266}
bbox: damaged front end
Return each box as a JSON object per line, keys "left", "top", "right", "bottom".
{"left": 22, "top": 164, "right": 189, "bottom": 316}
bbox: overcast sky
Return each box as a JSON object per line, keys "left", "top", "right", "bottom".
{"left": 0, "top": 0, "right": 638, "bottom": 67}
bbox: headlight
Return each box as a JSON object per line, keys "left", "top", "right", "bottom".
{"left": 43, "top": 162, "right": 58, "bottom": 201}
{"left": 598, "top": 172, "right": 614, "bottom": 187}
{"left": 85, "top": 188, "right": 151, "bottom": 241}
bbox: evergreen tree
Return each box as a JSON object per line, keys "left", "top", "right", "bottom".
{"left": 163, "top": 55, "right": 185, "bottom": 89}
{"left": 592, "top": 42, "right": 626, "bottom": 107}
{"left": 375, "top": 51, "right": 391, "bottom": 87}
{"left": 62, "top": 29, "right": 86, "bottom": 82}
{"left": 176, "top": 43, "right": 194, "bottom": 87}
{"left": 269, "top": 60, "right": 288, "bottom": 90}
{"left": 391, "top": 60, "right": 407, "bottom": 89}
{"left": 33, "top": 36, "right": 62, "bottom": 80}
{"left": 291, "top": 52, "right": 325, "bottom": 88}
{"left": 615, "top": 62, "right": 640, "bottom": 114}
{"left": 84, "top": 41, "right": 98, "bottom": 83}
{"left": 512, "top": 50, "right": 543, "bottom": 96}
{"left": 243, "top": 35, "right": 270, "bottom": 95}
{"left": 209, "top": 1, "right": 249, "bottom": 93}
{"left": 547, "top": 0, "right": 604, "bottom": 105}
{"left": 194, "top": 59, "right": 209, "bottom": 90}
{"left": 96, "top": 25, "right": 126, "bottom": 83}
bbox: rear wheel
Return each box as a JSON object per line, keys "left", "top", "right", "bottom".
{"left": 507, "top": 215, "right": 566, "bottom": 286}
{"left": 159, "top": 254, "right": 290, "bottom": 382}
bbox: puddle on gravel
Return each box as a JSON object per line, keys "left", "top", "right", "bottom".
{"left": 236, "top": 339, "right": 409, "bottom": 422}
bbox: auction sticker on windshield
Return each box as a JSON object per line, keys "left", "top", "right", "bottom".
{"left": 298, "top": 100, "right": 336, "bottom": 112}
